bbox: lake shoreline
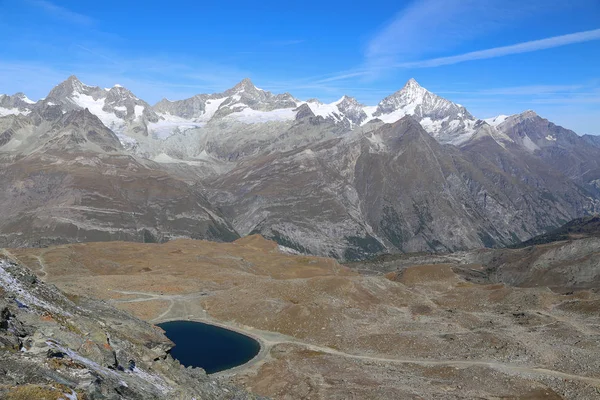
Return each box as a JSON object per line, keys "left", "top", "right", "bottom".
{"left": 154, "top": 317, "right": 270, "bottom": 376}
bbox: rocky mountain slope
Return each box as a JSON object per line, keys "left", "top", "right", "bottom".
{"left": 0, "top": 107, "right": 238, "bottom": 248}
{"left": 494, "top": 111, "right": 600, "bottom": 195}
{"left": 208, "top": 116, "right": 595, "bottom": 258}
{"left": 511, "top": 215, "right": 600, "bottom": 248}
{"left": 1, "top": 76, "right": 599, "bottom": 259}
{"left": 0, "top": 254, "right": 259, "bottom": 399}
{"left": 348, "top": 215, "right": 600, "bottom": 290}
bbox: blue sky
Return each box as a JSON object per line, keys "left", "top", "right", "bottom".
{"left": 0, "top": 0, "right": 599, "bottom": 134}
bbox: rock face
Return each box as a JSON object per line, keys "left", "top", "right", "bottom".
{"left": 42, "top": 75, "right": 160, "bottom": 137}
{"left": 0, "top": 94, "right": 239, "bottom": 248}
{"left": 0, "top": 93, "right": 36, "bottom": 117}
{"left": 208, "top": 116, "right": 594, "bottom": 259}
{"left": 348, "top": 215, "right": 600, "bottom": 290}
{"left": 0, "top": 153, "right": 239, "bottom": 248}
{"left": 40, "top": 109, "right": 124, "bottom": 153}
{"left": 0, "top": 256, "right": 259, "bottom": 399}
{"left": 496, "top": 111, "right": 600, "bottom": 195}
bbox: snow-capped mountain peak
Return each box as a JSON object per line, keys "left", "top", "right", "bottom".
{"left": 366, "top": 78, "right": 477, "bottom": 145}
{"left": 0, "top": 92, "right": 37, "bottom": 117}
{"left": 229, "top": 77, "right": 261, "bottom": 93}
{"left": 13, "top": 92, "right": 35, "bottom": 104}
{"left": 335, "top": 95, "right": 368, "bottom": 126}
{"left": 2, "top": 75, "right": 550, "bottom": 155}
{"left": 400, "top": 77, "right": 428, "bottom": 97}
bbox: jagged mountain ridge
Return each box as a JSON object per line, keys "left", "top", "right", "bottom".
{"left": 1, "top": 76, "right": 503, "bottom": 153}
{"left": 1, "top": 76, "right": 599, "bottom": 259}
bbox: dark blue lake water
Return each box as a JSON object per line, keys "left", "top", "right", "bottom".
{"left": 157, "top": 320, "right": 260, "bottom": 374}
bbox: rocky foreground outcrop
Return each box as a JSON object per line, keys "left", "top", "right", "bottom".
{"left": 0, "top": 256, "right": 260, "bottom": 399}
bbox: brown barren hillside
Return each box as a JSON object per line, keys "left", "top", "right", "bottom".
{"left": 7, "top": 235, "right": 600, "bottom": 399}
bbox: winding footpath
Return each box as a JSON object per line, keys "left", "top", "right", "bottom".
{"left": 112, "top": 289, "right": 600, "bottom": 387}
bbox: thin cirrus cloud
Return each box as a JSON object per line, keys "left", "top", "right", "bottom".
{"left": 315, "top": 29, "right": 600, "bottom": 84}
{"left": 27, "top": 0, "right": 94, "bottom": 26}
{"left": 437, "top": 85, "right": 586, "bottom": 96}
{"left": 397, "top": 29, "right": 600, "bottom": 69}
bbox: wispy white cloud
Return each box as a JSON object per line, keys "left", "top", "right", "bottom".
{"left": 437, "top": 84, "right": 587, "bottom": 96}
{"left": 397, "top": 29, "right": 600, "bottom": 68}
{"left": 27, "top": 0, "right": 93, "bottom": 25}
{"left": 363, "top": 0, "right": 573, "bottom": 74}
{"left": 73, "top": 45, "right": 120, "bottom": 65}
{"left": 531, "top": 97, "right": 600, "bottom": 105}
{"left": 316, "top": 28, "right": 600, "bottom": 84}
{"left": 313, "top": 0, "right": 595, "bottom": 84}
{"left": 366, "top": 0, "right": 488, "bottom": 67}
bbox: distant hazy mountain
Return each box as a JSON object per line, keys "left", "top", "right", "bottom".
{"left": 1, "top": 76, "right": 599, "bottom": 259}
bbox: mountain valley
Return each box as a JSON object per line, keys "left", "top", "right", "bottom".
{"left": 1, "top": 76, "right": 600, "bottom": 260}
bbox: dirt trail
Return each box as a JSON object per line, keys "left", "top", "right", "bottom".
{"left": 106, "top": 289, "right": 600, "bottom": 387}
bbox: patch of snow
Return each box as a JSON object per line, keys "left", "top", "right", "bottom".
{"left": 21, "top": 95, "right": 35, "bottom": 104}
{"left": 448, "top": 120, "right": 461, "bottom": 130}
{"left": 304, "top": 100, "right": 344, "bottom": 122}
{"left": 115, "top": 133, "right": 137, "bottom": 148}
{"left": 71, "top": 92, "right": 124, "bottom": 132}
{"left": 134, "top": 105, "right": 145, "bottom": 120}
{"left": 201, "top": 97, "right": 227, "bottom": 121}
{"left": 114, "top": 106, "right": 127, "bottom": 112}
{"left": 371, "top": 108, "right": 408, "bottom": 125}
{"left": 419, "top": 116, "right": 449, "bottom": 134}
{"left": 484, "top": 115, "right": 509, "bottom": 127}
{"left": 0, "top": 107, "right": 31, "bottom": 117}
{"left": 545, "top": 135, "right": 557, "bottom": 141}
{"left": 226, "top": 107, "right": 297, "bottom": 123}
{"left": 361, "top": 106, "right": 378, "bottom": 123}
{"left": 153, "top": 153, "right": 210, "bottom": 166}
{"left": 149, "top": 114, "right": 205, "bottom": 139}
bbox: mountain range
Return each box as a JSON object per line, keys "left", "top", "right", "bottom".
{"left": 1, "top": 76, "right": 599, "bottom": 259}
